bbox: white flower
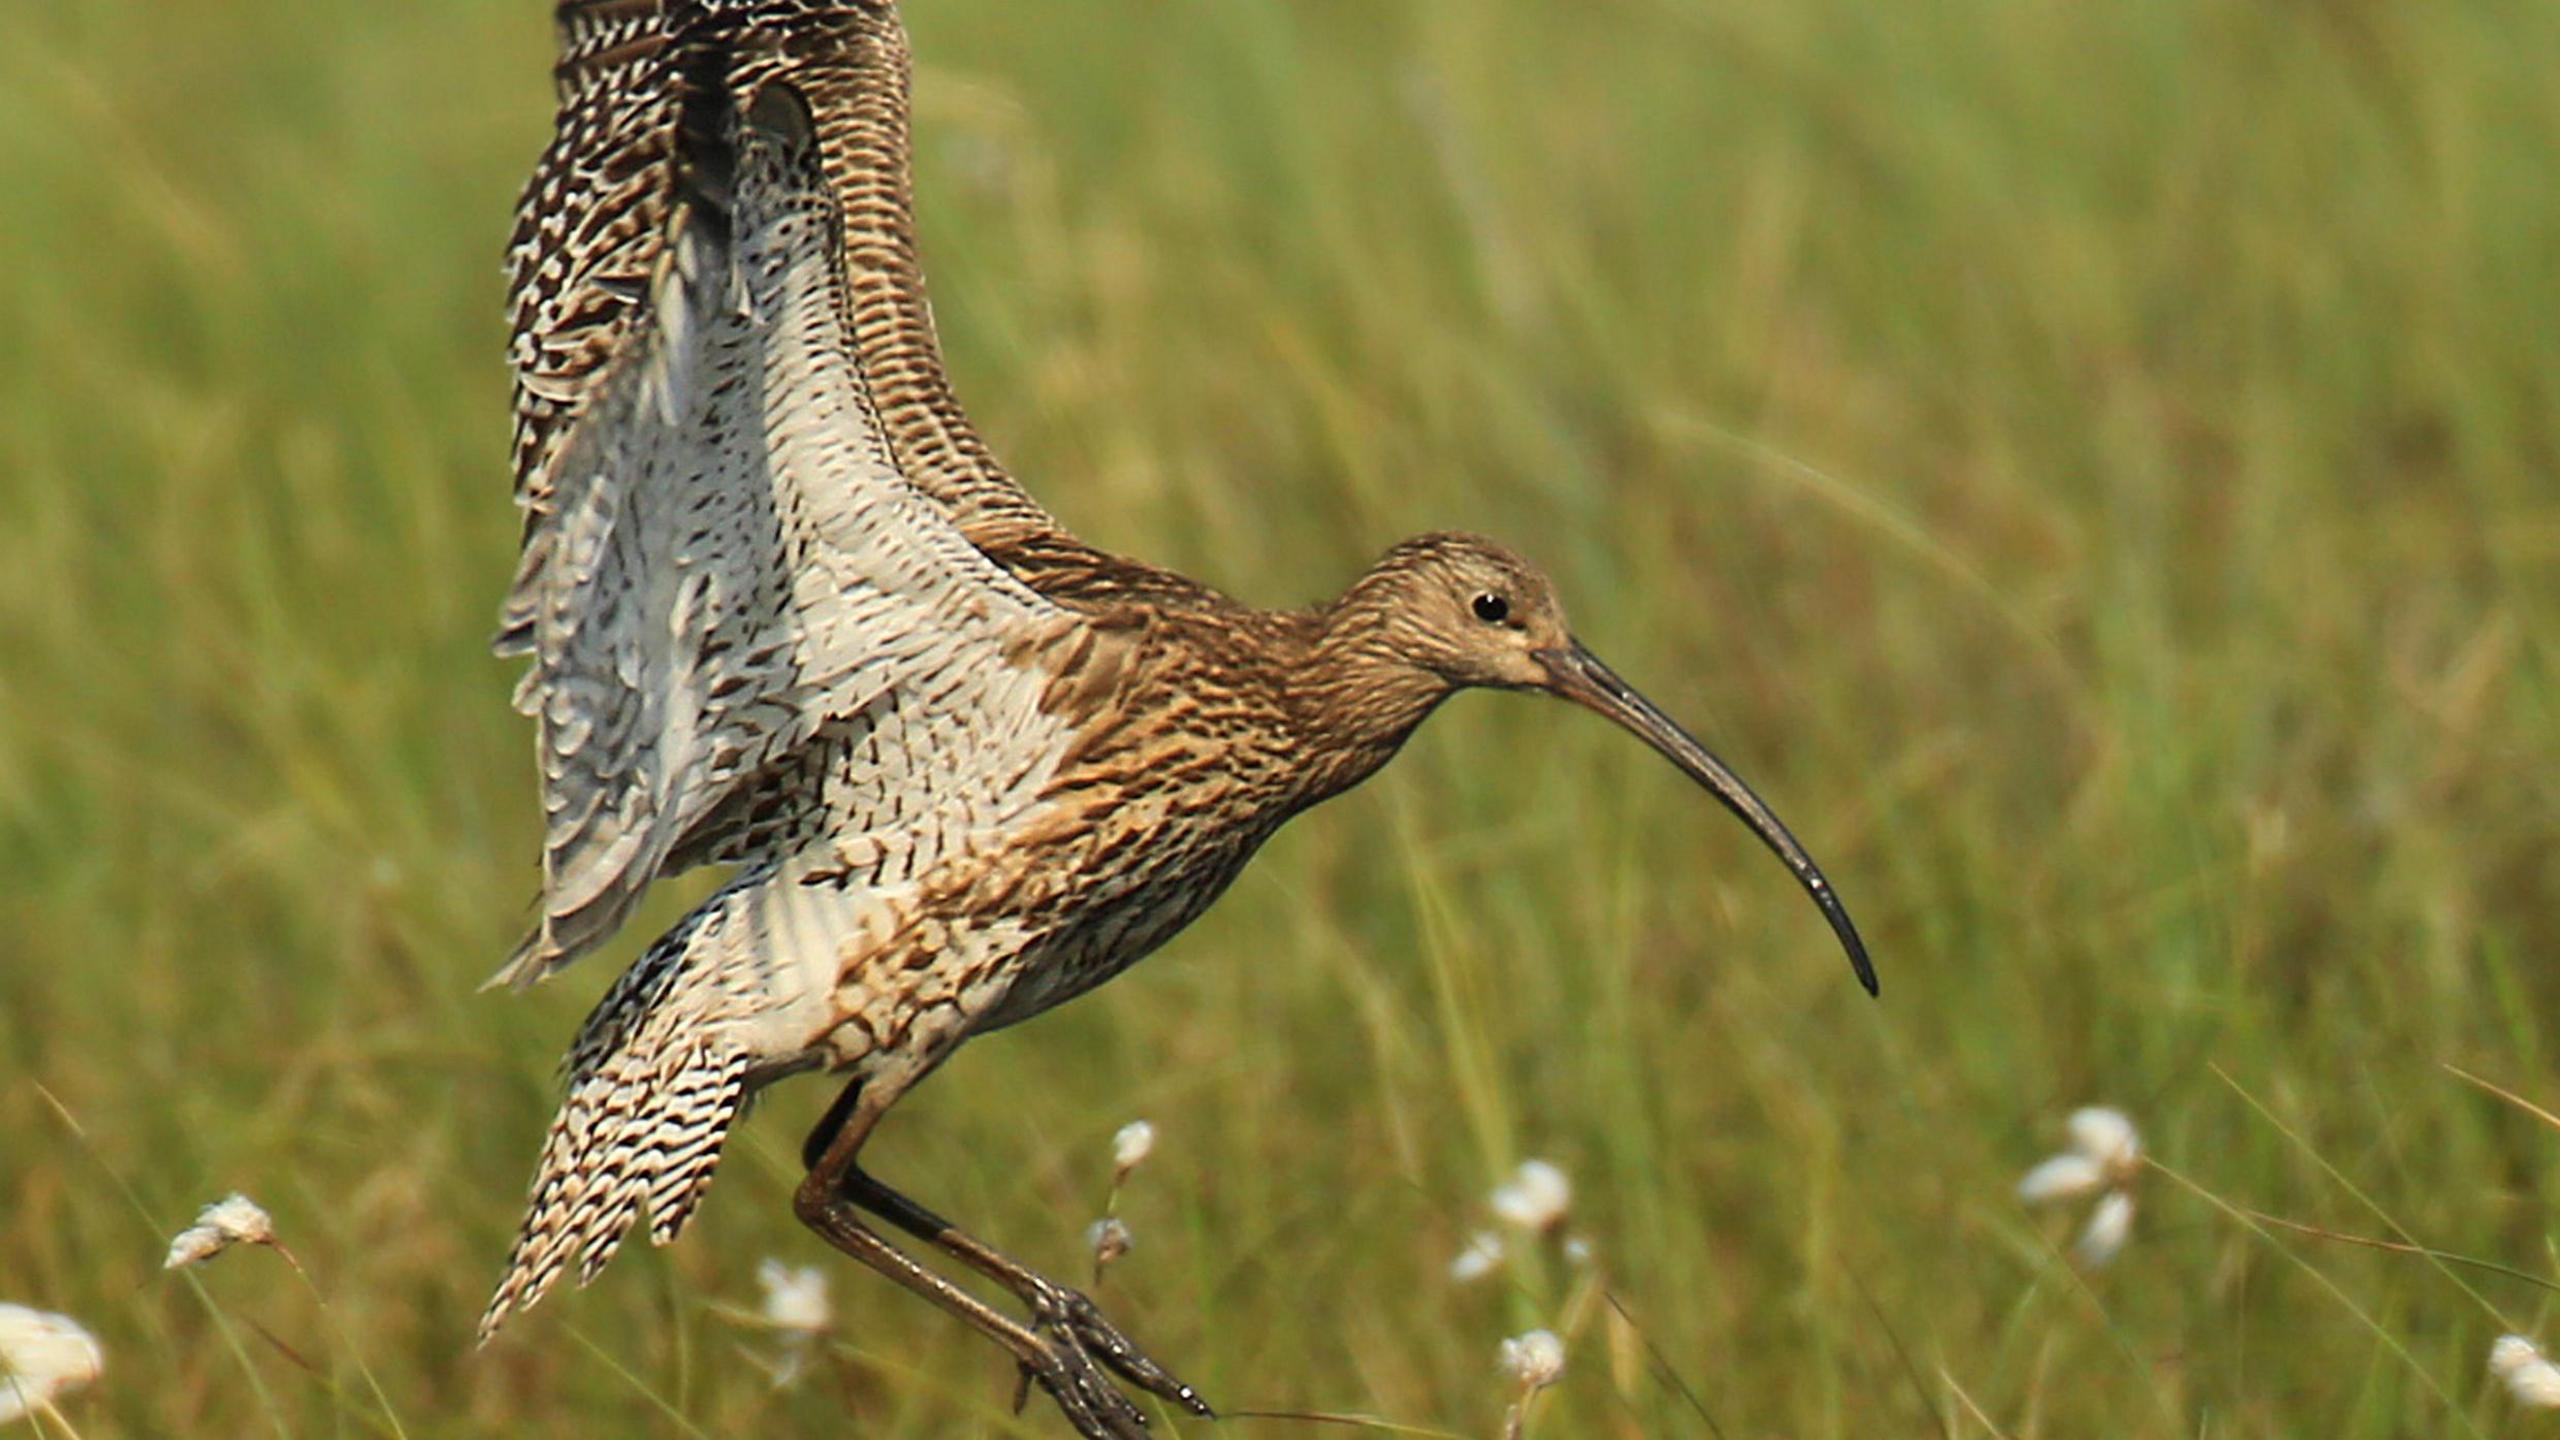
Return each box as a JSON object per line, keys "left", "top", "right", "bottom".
{"left": 2017, "top": 1108, "right": 2141, "bottom": 1198}
{"left": 164, "top": 1193, "right": 278, "bottom": 1270}
{"left": 756, "top": 1261, "right": 830, "bottom": 1336}
{"left": 1561, "top": 1235, "right": 1594, "bottom": 1267}
{"left": 2492, "top": 1334, "right": 2560, "bottom": 1408}
{"left": 2066, "top": 1108, "right": 2141, "bottom": 1182}
{"left": 2016, "top": 1154, "right": 2107, "bottom": 1205}
{"left": 1498, "top": 1329, "right": 1565, "bottom": 1390}
{"left": 1086, "top": 1217, "right": 1133, "bottom": 1270}
{"left": 742, "top": 1261, "right": 831, "bottom": 1391}
{"left": 1490, "top": 1160, "right": 1572, "bottom": 1234}
{"left": 2020, "top": 1107, "right": 2142, "bottom": 1268}
{"left": 0, "top": 1304, "right": 103, "bottom": 1425}
{"left": 2071, "top": 1190, "right": 2136, "bottom": 1270}
{"left": 1111, "top": 1121, "right": 1156, "bottom": 1175}
{"left": 1449, "top": 1230, "right": 1505, "bottom": 1283}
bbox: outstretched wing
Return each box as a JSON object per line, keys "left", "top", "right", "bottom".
{"left": 491, "top": 52, "right": 1082, "bottom": 989}
{"left": 501, "top": 0, "right": 1053, "bottom": 661}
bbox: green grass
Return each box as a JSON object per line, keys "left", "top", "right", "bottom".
{"left": 3, "top": 0, "right": 2556, "bottom": 1434}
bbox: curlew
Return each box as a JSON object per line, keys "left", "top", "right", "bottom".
{"left": 478, "top": 3, "right": 1877, "bottom": 1434}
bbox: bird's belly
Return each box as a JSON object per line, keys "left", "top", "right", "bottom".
{"left": 967, "top": 830, "right": 1267, "bottom": 1034}
{"left": 803, "top": 790, "right": 1287, "bottom": 1070}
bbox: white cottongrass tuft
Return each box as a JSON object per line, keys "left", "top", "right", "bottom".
{"left": 2071, "top": 1190, "right": 2137, "bottom": 1269}
{"left": 752, "top": 1260, "right": 831, "bottom": 1390}
{"left": 1490, "top": 1160, "right": 1572, "bottom": 1234}
{"left": 165, "top": 1193, "right": 279, "bottom": 1270}
{"left": 2019, "top": 1106, "right": 2142, "bottom": 1269}
{"left": 1087, "top": 1217, "right": 1134, "bottom": 1271}
{"left": 756, "top": 1261, "right": 831, "bottom": 1337}
{"left": 1453, "top": 1158, "right": 1593, "bottom": 1287}
{"left": 1449, "top": 1230, "right": 1506, "bottom": 1283}
{"left": 0, "top": 1304, "right": 104, "bottom": 1425}
{"left": 2491, "top": 1334, "right": 2560, "bottom": 1408}
{"left": 2015, "top": 1153, "right": 2108, "bottom": 1205}
{"left": 1111, "top": 1121, "right": 1157, "bottom": 1176}
{"left": 1092, "top": 1122, "right": 1151, "bottom": 1281}
{"left": 2066, "top": 1107, "right": 2141, "bottom": 1180}
{"left": 1498, "top": 1329, "right": 1566, "bottom": 1390}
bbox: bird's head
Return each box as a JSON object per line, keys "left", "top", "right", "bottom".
{"left": 1344, "top": 533, "right": 1571, "bottom": 690}
{"left": 1335, "top": 531, "right": 1879, "bottom": 997}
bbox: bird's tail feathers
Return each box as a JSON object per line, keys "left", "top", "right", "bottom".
{"left": 477, "top": 908, "right": 754, "bottom": 1344}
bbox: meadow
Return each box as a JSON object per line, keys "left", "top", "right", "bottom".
{"left": 2, "top": 0, "right": 2556, "bottom": 1433}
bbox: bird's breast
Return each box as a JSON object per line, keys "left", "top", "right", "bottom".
{"left": 949, "top": 711, "right": 1299, "bottom": 1031}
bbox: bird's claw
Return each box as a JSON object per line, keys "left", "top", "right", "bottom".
{"left": 1007, "top": 1276, "right": 1213, "bottom": 1437}
{"left": 1016, "top": 1343, "right": 1152, "bottom": 1440}
{"left": 1030, "top": 1280, "right": 1215, "bottom": 1418}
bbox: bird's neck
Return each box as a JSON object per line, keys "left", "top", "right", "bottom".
{"left": 1284, "top": 598, "right": 1454, "bottom": 807}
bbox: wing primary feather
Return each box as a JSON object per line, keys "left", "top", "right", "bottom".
{"left": 489, "top": 35, "right": 1080, "bottom": 991}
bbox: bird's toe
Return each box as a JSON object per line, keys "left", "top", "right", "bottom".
{"left": 1026, "top": 1280, "right": 1214, "bottom": 1419}
{"left": 1019, "top": 1343, "right": 1155, "bottom": 1440}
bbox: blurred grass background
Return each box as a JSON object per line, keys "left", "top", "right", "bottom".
{"left": 2, "top": 0, "right": 2556, "bottom": 1433}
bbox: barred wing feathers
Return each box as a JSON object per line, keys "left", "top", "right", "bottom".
{"left": 501, "top": 0, "right": 678, "bottom": 642}
{"left": 492, "top": 71, "right": 1074, "bottom": 988}
{"left": 501, "top": 0, "right": 1055, "bottom": 659}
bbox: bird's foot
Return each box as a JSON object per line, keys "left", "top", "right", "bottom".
{"left": 1014, "top": 1345, "right": 1152, "bottom": 1440}
{"left": 1010, "top": 1276, "right": 1213, "bottom": 1437}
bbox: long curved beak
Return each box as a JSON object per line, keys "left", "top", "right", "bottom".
{"left": 1535, "top": 639, "right": 1877, "bottom": 996}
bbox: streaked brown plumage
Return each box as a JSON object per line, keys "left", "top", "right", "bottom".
{"left": 480, "top": 4, "right": 1876, "bottom": 1435}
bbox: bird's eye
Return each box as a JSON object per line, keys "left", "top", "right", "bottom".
{"left": 1471, "top": 592, "right": 1510, "bottom": 625}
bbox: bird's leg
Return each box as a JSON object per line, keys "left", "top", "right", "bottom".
{"left": 801, "top": 1078, "right": 1208, "bottom": 1414}
{"left": 840, "top": 1164, "right": 1213, "bottom": 1419}
{"left": 797, "top": 1082, "right": 1175, "bottom": 1439}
